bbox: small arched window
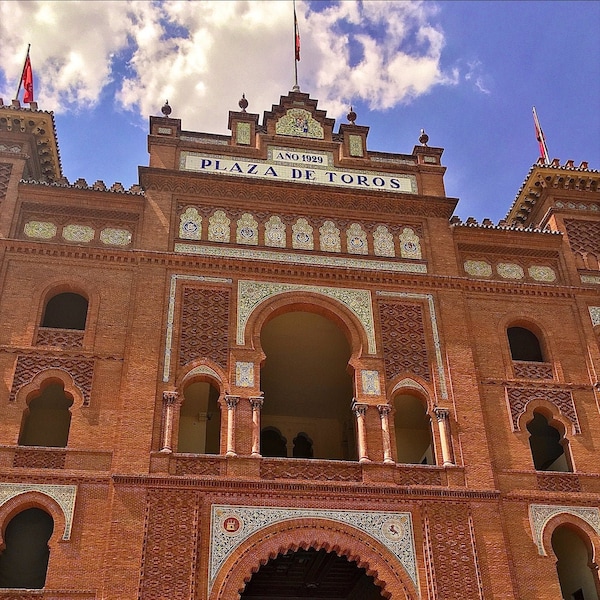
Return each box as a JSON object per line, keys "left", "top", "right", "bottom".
{"left": 42, "top": 292, "right": 88, "bottom": 330}
{"left": 0, "top": 508, "right": 53, "bottom": 589}
{"left": 177, "top": 381, "right": 221, "bottom": 454}
{"left": 261, "top": 427, "right": 287, "bottom": 458}
{"left": 393, "top": 394, "right": 435, "bottom": 465}
{"left": 507, "top": 326, "right": 543, "bottom": 362}
{"left": 292, "top": 432, "right": 314, "bottom": 458}
{"left": 552, "top": 525, "right": 599, "bottom": 600}
{"left": 19, "top": 382, "right": 74, "bottom": 447}
{"left": 527, "top": 411, "right": 571, "bottom": 472}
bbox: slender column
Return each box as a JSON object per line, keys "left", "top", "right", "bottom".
{"left": 225, "top": 395, "right": 239, "bottom": 457}
{"left": 434, "top": 407, "right": 454, "bottom": 466}
{"left": 249, "top": 395, "right": 264, "bottom": 457}
{"left": 161, "top": 391, "right": 179, "bottom": 453}
{"left": 352, "top": 401, "right": 370, "bottom": 463}
{"left": 377, "top": 404, "right": 395, "bottom": 464}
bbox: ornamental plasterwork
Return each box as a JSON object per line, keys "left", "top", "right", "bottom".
{"left": 163, "top": 274, "right": 233, "bottom": 382}
{"left": 179, "top": 207, "right": 202, "bottom": 240}
{"left": 235, "top": 362, "right": 254, "bottom": 387}
{"left": 529, "top": 504, "right": 600, "bottom": 555}
{"left": 292, "top": 217, "right": 314, "bottom": 250}
{"left": 236, "top": 213, "right": 258, "bottom": 245}
{"left": 208, "top": 210, "right": 231, "bottom": 243}
{"left": 236, "top": 122, "right": 251, "bottom": 145}
{"left": 373, "top": 225, "right": 395, "bottom": 257}
{"left": 589, "top": 306, "right": 600, "bottom": 327}
{"left": 175, "top": 243, "right": 428, "bottom": 275}
{"left": 319, "top": 220, "right": 341, "bottom": 253}
{"left": 361, "top": 370, "right": 381, "bottom": 395}
{"left": 376, "top": 291, "right": 447, "bottom": 399}
{"left": 62, "top": 224, "right": 95, "bottom": 243}
{"left": 399, "top": 228, "right": 422, "bottom": 259}
{"left": 347, "top": 223, "right": 368, "bottom": 255}
{"left": 100, "top": 228, "right": 132, "bottom": 246}
{"left": 264, "top": 215, "right": 286, "bottom": 248}
{"left": 464, "top": 260, "right": 492, "bottom": 277}
{"left": 275, "top": 108, "right": 324, "bottom": 139}
{"left": 209, "top": 504, "right": 418, "bottom": 593}
{"left": 237, "top": 280, "right": 376, "bottom": 354}
{"left": 528, "top": 266, "right": 556, "bottom": 282}
{"left": 349, "top": 134, "right": 364, "bottom": 157}
{"left": 24, "top": 220, "right": 57, "bottom": 239}
{"left": 497, "top": 262, "right": 525, "bottom": 280}
{"left": 0, "top": 483, "right": 77, "bottom": 540}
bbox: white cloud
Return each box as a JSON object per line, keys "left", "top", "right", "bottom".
{"left": 1, "top": 1, "right": 457, "bottom": 132}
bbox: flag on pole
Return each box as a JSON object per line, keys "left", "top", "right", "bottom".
{"left": 532, "top": 106, "right": 549, "bottom": 165}
{"left": 294, "top": 5, "right": 300, "bottom": 61}
{"left": 21, "top": 53, "right": 34, "bottom": 103}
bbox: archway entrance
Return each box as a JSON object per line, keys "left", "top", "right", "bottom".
{"left": 240, "top": 547, "right": 385, "bottom": 599}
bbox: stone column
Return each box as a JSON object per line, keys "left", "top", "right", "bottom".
{"left": 352, "top": 401, "right": 370, "bottom": 463}
{"left": 224, "top": 395, "right": 239, "bottom": 457}
{"left": 249, "top": 395, "right": 264, "bottom": 457}
{"left": 161, "top": 391, "right": 179, "bottom": 453}
{"left": 377, "top": 404, "right": 395, "bottom": 464}
{"left": 434, "top": 407, "right": 454, "bottom": 466}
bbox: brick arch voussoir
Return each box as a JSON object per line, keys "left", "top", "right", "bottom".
{"left": 541, "top": 512, "right": 600, "bottom": 562}
{"left": 17, "top": 368, "right": 82, "bottom": 408}
{"left": 248, "top": 292, "right": 367, "bottom": 365}
{"left": 211, "top": 518, "right": 417, "bottom": 600}
{"left": 0, "top": 491, "right": 66, "bottom": 550}
{"left": 518, "top": 398, "right": 573, "bottom": 436}
{"left": 175, "top": 359, "right": 228, "bottom": 397}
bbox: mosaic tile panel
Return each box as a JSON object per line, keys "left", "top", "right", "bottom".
{"left": 319, "top": 220, "right": 341, "bottom": 252}
{"left": 237, "top": 280, "right": 376, "bottom": 354}
{"left": 291, "top": 217, "right": 314, "bottom": 250}
{"left": 208, "top": 210, "right": 231, "bottom": 243}
{"left": 589, "top": 306, "right": 600, "bottom": 327}
{"left": 179, "top": 207, "right": 202, "bottom": 240}
{"left": 275, "top": 108, "right": 324, "bottom": 139}
{"left": 100, "top": 227, "right": 132, "bottom": 246}
{"left": 464, "top": 260, "right": 492, "bottom": 277}
{"left": 581, "top": 275, "right": 600, "bottom": 285}
{"left": 236, "top": 213, "right": 258, "bottom": 245}
{"left": 348, "top": 134, "right": 364, "bottom": 157}
{"left": 497, "top": 262, "right": 524, "bottom": 280}
{"left": 399, "top": 227, "right": 422, "bottom": 259}
{"left": 528, "top": 265, "right": 556, "bottom": 282}
{"left": 24, "top": 220, "right": 57, "bottom": 239}
{"left": 373, "top": 225, "right": 395, "bottom": 257}
{"left": 236, "top": 122, "right": 251, "bottom": 145}
{"left": 62, "top": 224, "right": 95, "bottom": 243}
{"left": 209, "top": 505, "right": 417, "bottom": 593}
{"left": 347, "top": 223, "right": 369, "bottom": 255}
{"left": 0, "top": 483, "right": 76, "bottom": 540}
{"left": 0, "top": 162, "right": 12, "bottom": 205}
{"left": 235, "top": 362, "right": 254, "bottom": 387}
{"left": 529, "top": 504, "right": 600, "bottom": 555}
{"left": 361, "top": 370, "right": 381, "bottom": 395}
{"left": 264, "top": 215, "right": 286, "bottom": 248}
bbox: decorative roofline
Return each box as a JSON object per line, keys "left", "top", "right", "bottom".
{"left": 449, "top": 215, "right": 561, "bottom": 235}
{"left": 20, "top": 178, "right": 144, "bottom": 195}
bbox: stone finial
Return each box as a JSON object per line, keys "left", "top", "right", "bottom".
{"left": 419, "top": 129, "right": 429, "bottom": 146}
{"left": 347, "top": 106, "right": 357, "bottom": 124}
{"left": 161, "top": 100, "right": 172, "bottom": 117}
{"left": 238, "top": 93, "right": 248, "bottom": 112}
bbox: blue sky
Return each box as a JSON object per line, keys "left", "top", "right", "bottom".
{"left": 1, "top": 1, "right": 598, "bottom": 223}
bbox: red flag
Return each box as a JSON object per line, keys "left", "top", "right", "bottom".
{"left": 294, "top": 7, "right": 300, "bottom": 61}
{"left": 22, "top": 55, "right": 34, "bottom": 103}
{"left": 532, "top": 106, "right": 549, "bottom": 164}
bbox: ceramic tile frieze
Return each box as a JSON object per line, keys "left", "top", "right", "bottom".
{"left": 291, "top": 217, "right": 314, "bottom": 250}
{"left": 347, "top": 223, "right": 369, "bottom": 255}
{"left": 399, "top": 227, "right": 422, "bottom": 259}
{"left": 237, "top": 280, "right": 376, "bottom": 354}
{"left": 209, "top": 504, "right": 417, "bottom": 593}
{"left": 528, "top": 265, "right": 556, "bottom": 282}
{"left": 376, "top": 291, "right": 447, "bottom": 399}
{"left": 208, "top": 210, "right": 231, "bottom": 243}
{"left": 0, "top": 483, "right": 77, "bottom": 540}
{"left": 179, "top": 207, "right": 202, "bottom": 240}
{"left": 100, "top": 227, "right": 132, "bottom": 246}
{"left": 62, "top": 224, "right": 95, "bottom": 243}
{"left": 589, "top": 306, "right": 600, "bottom": 327}
{"left": 582, "top": 275, "right": 600, "bottom": 285}
{"left": 24, "top": 220, "right": 57, "bottom": 239}
{"left": 529, "top": 504, "right": 600, "bottom": 555}
{"left": 265, "top": 215, "right": 286, "bottom": 248}
{"left": 373, "top": 225, "right": 395, "bottom": 257}
{"left": 464, "top": 260, "right": 492, "bottom": 277}
{"left": 236, "top": 213, "right": 258, "bottom": 245}
{"left": 319, "top": 220, "right": 341, "bottom": 252}
{"left": 497, "top": 262, "right": 524, "bottom": 280}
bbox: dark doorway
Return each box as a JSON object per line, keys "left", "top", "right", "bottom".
{"left": 240, "top": 547, "right": 385, "bottom": 599}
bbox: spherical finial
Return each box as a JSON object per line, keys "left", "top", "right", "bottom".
{"left": 419, "top": 128, "right": 429, "bottom": 146}
{"left": 347, "top": 106, "right": 357, "bottom": 125}
{"left": 161, "top": 100, "right": 172, "bottom": 117}
{"left": 239, "top": 93, "right": 248, "bottom": 112}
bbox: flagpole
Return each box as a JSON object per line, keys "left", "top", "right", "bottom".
{"left": 293, "top": 0, "right": 299, "bottom": 91}
{"left": 14, "top": 44, "right": 31, "bottom": 100}
{"left": 532, "top": 106, "right": 550, "bottom": 165}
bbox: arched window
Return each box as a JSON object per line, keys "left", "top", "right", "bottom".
{"left": 552, "top": 525, "right": 599, "bottom": 600}
{"left": 393, "top": 394, "right": 435, "bottom": 465}
{"left": 507, "top": 326, "right": 543, "bottom": 362}
{"left": 527, "top": 411, "right": 571, "bottom": 472}
{"left": 293, "top": 432, "right": 314, "bottom": 458}
{"left": 0, "top": 508, "right": 53, "bottom": 589}
{"left": 19, "top": 382, "right": 74, "bottom": 447}
{"left": 177, "top": 381, "right": 221, "bottom": 454}
{"left": 260, "top": 427, "right": 287, "bottom": 458}
{"left": 42, "top": 292, "right": 88, "bottom": 330}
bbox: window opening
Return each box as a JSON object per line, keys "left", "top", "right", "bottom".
{"left": 507, "top": 326, "right": 543, "bottom": 362}
{"left": 293, "top": 432, "right": 314, "bottom": 458}
{"left": 42, "top": 292, "right": 88, "bottom": 330}
{"left": 393, "top": 394, "right": 435, "bottom": 465}
{"left": 527, "top": 411, "right": 571, "bottom": 472}
{"left": 19, "top": 382, "right": 73, "bottom": 447}
{"left": 177, "top": 381, "right": 221, "bottom": 454}
{"left": 0, "top": 508, "right": 53, "bottom": 589}
{"left": 260, "top": 427, "right": 287, "bottom": 458}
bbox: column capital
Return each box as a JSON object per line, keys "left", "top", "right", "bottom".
{"left": 434, "top": 406, "right": 450, "bottom": 421}
{"left": 377, "top": 404, "right": 392, "bottom": 416}
{"left": 162, "top": 390, "right": 179, "bottom": 404}
{"left": 352, "top": 400, "right": 368, "bottom": 417}
{"left": 249, "top": 396, "right": 264, "bottom": 410}
{"left": 225, "top": 395, "right": 240, "bottom": 409}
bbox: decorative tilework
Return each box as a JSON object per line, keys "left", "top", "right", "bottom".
{"left": 377, "top": 291, "right": 447, "bottom": 399}
{"left": 179, "top": 207, "right": 202, "bottom": 240}
{"left": 236, "top": 213, "right": 258, "bottom": 245}
{"left": 529, "top": 504, "right": 600, "bottom": 555}
{"left": 235, "top": 362, "right": 254, "bottom": 387}
{"left": 292, "top": 217, "right": 314, "bottom": 250}
{"left": 24, "top": 220, "right": 57, "bottom": 239}
{"left": 589, "top": 306, "right": 600, "bottom": 327}
{"left": 0, "top": 483, "right": 76, "bottom": 540}
{"left": 581, "top": 275, "right": 600, "bottom": 285}
{"left": 399, "top": 228, "right": 422, "bottom": 259}
{"left": 237, "top": 280, "right": 376, "bottom": 354}
{"left": 373, "top": 225, "right": 395, "bottom": 257}
{"left": 361, "top": 370, "right": 381, "bottom": 395}
{"left": 175, "top": 243, "right": 427, "bottom": 275}
{"left": 346, "top": 223, "right": 368, "bottom": 255}
{"left": 348, "top": 134, "right": 364, "bottom": 157}
{"left": 497, "top": 262, "right": 524, "bottom": 279}
{"left": 528, "top": 266, "right": 556, "bottom": 282}
{"left": 209, "top": 505, "right": 417, "bottom": 593}
{"left": 100, "top": 227, "right": 132, "bottom": 246}
{"left": 319, "top": 220, "right": 341, "bottom": 252}
{"left": 208, "top": 210, "right": 231, "bottom": 243}
{"left": 236, "top": 122, "right": 251, "bottom": 145}
{"left": 464, "top": 260, "right": 492, "bottom": 277}
{"left": 62, "top": 224, "right": 95, "bottom": 243}
{"left": 184, "top": 365, "right": 222, "bottom": 383}
{"left": 275, "top": 108, "right": 324, "bottom": 139}
{"left": 264, "top": 215, "right": 286, "bottom": 248}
